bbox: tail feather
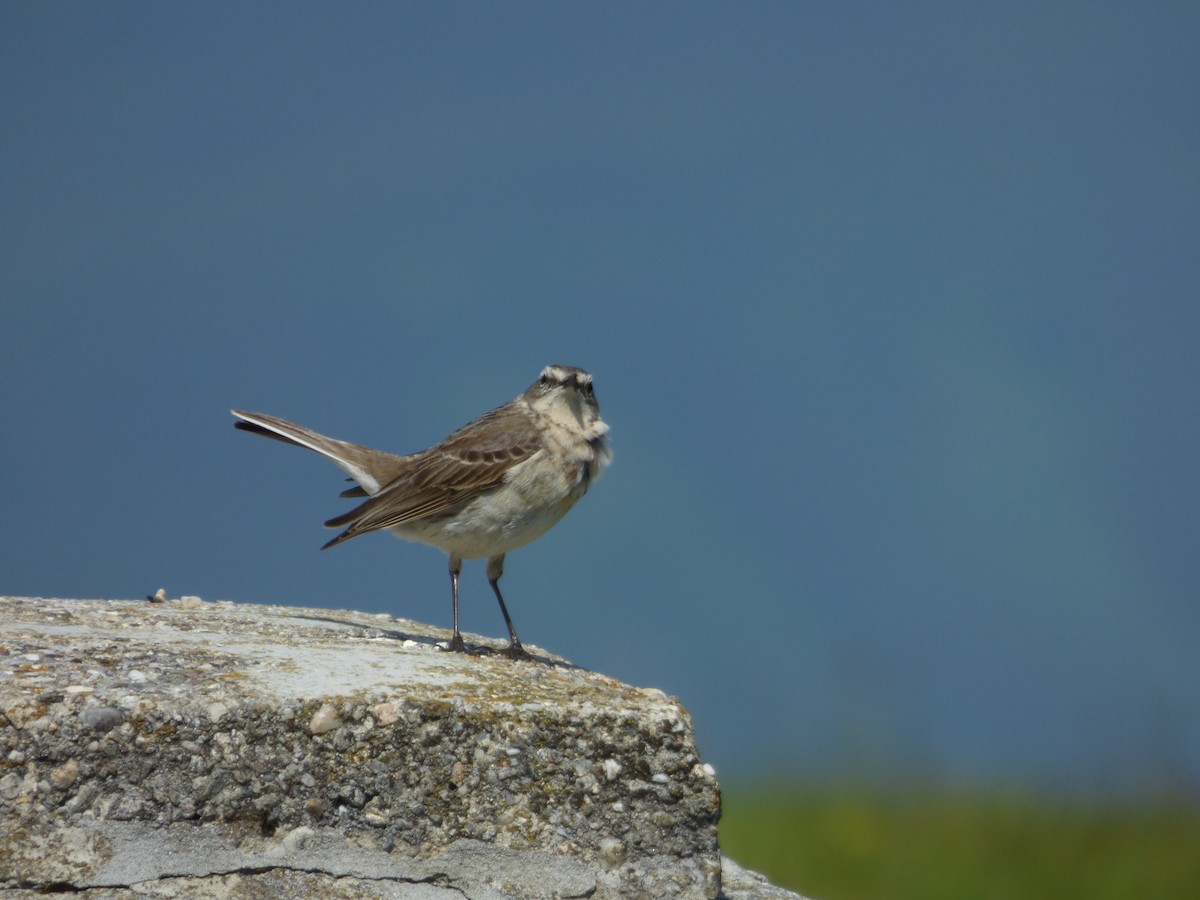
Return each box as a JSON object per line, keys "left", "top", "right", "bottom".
{"left": 339, "top": 481, "right": 370, "bottom": 498}
{"left": 231, "top": 409, "right": 410, "bottom": 497}
{"left": 321, "top": 529, "right": 355, "bottom": 551}
{"left": 234, "top": 419, "right": 305, "bottom": 447}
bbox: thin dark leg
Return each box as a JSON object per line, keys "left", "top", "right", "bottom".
{"left": 443, "top": 556, "right": 468, "bottom": 653}
{"left": 487, "top": 554, "right": 533, "bottom": 661}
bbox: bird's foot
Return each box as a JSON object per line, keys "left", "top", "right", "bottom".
{"left": 498, "top": 642, "right": 536, "bottom": 663}
{"left": 441, "top": 634, "right": 470, "bottom": 653}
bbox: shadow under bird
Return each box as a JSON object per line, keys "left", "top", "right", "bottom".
{"left": 231, "top": 365, "right": 611, "bottom": 661}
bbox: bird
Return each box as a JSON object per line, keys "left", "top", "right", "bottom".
{"left": 231, "top": 364, "right": 611, "bottom": 660}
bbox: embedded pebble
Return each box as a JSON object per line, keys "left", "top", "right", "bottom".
{"left": 80, "top": 707, "right": 124, "bottom": 733}
{"left": 598, "top": 837, "right": 626, "bottom": 867}
{"left": 50, "top": 759, "right": 79, "bottom": 789}
{"left": 310, "top": 703, "right": 341, "bottom": 735}
{"left": 0, "top": 772, "right": 22, "bottom": 801}
{"left": 279, "top": 825, "right": 314, "bottom": 853}
{"left": 372, "top": 702, "right": 399, "bottom": 726}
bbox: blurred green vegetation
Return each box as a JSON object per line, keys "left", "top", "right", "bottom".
{"left": 719, "top": 783, "right": 1200, "bottom": 900}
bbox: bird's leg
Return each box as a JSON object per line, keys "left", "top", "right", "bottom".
{"left": 443, "top": 555, "right": 469, "bottom": 653}
{"left": 487, "top": 554, "right": 533, "bottom": 661}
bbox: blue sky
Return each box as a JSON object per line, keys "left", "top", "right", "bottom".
{"left": 3, "top": 3, "right": 1198, "bottom": 795}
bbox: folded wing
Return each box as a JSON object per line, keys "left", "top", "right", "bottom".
{"left": 320, "top": 403, "right": 542, "bottom": 549}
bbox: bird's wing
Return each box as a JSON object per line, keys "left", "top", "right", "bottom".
{"left": 321, "top": 403, "right": 542, "bottom": 548}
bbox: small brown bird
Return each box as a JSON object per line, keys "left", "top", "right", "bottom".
{"left": 232, "top": 365, "right": 611, "bottom": 659}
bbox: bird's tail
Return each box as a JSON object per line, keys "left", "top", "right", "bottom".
{"left": 231, "top": 409, "right": 409, "bottom": 497}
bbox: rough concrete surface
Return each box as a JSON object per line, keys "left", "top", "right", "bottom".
{"left": 0, "top": 596, "right": 808, "bottom": 899}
